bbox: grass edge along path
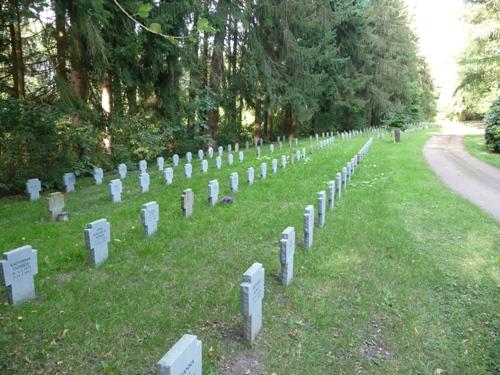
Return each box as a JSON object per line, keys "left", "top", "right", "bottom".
{"left": 463, "top": 134, "right": 500, "bottom": 169}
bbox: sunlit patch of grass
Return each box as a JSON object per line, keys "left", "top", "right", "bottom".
{"left": 463, "top": 135, "right": 500, "bottom": 168}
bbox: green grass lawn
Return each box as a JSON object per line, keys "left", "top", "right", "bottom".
{"left": 1, "top": 130, "right": 498, "bottom": 374}
{"left": 463, "top": 135, "right": 500, "bottom": 169}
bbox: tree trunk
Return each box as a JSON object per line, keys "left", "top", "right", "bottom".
{"left": 54, "top": 0, "right": 67, "bottom": 90}
{"left": 68, "top": 1, "right": 88, "bottom": 102}
{"left": 126, "top": 86, "right": 137, "bottom": 115}
{"left": 9, "top": 0, "right": 25, "bottom": 99}
{"left": 101, "top": 72, "right": 112, "bottom": 114}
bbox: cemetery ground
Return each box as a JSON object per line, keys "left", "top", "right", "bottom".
{"left": 0, "top": 130, "right": 499, "bottom": 374}
{"left": 463, "top": 135, "right": 500, "bottom": 169}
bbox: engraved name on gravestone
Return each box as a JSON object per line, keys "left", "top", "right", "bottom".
{"left": 208, "top": 147, "right": 214, "bottom": 159}
{"left": 304, "top": 205, "right": 314, "bottom": 249}
{"left": 93, "top": 167, "right": 103, "bottom": 185}
{"left": 184, "top": 163, "right": 192, "bottom": 179}
{"left": 63, "top": 172, "right": 76, "bottom": 193}
{"left": 172, "top": 154, "right": 180, "bottom": 167}
{"left": 230, "top": 172, "right": 239, "bottom": 193}
{"left": 139, "top": 172, "right": 150, "bottom": 193}
{"left": 327, "top": 181, "right": 335, "bottom": 210}
{"left": 239, "top": 151, "right": 244, "bottom": 162}
{"left": 271, "top": 159, "right": 278, "bottom": 174}
{"left": 157, "top": 157, "right": 164, "bottom": 171}
{"left": 281, "top": 155, "right": 287, "bottom": 168}
{"left": 118, "top": 163, "right": 127, "bottom": 179}
{"left": 141, "top": 201, "right": 159, "bottom": 237}
{"left": 240, "top": 262, "right": 265, "bottom": 343}
{"left": 47, "top": 192, "right": 64, "bottom": 221}
{"left": 109, "top": 179, "right": 122, "bottom": 203}
{"left": 336, "top": 172, "right": 342, "bottom": 199}
{"left": 247, "top": 167, "right": 254, "bottom": 185}
{"left": 201, "top": 159, "right": 208, "bottom": 173}
{"left": 228, "top": 153, "right": 234, "bottom": 165}
{"left": 260, "top": 163, "right": 267, "bottom": 179}
{"left": 215, "top": 156, "right": 222, "bottom": 169}
{"left": 280, "top": 227, "right": 295, "bottom": 286}
{"left": 181, "top": 189, "right": 194, "bottom": 218}
{"left": 0, "top": 245, "right": 38, "bottom": 305}
{"left": 139, "top": 160, "right": 147, "bottom": 173}
{"left": 26, "top": 178, "right": 41, "bottom": 201}
{"left": 317, "top": 191, "right": 326, "bottom": 228}
{"left": 186, "top": 152, "right": 192, "bottom": 163}
{"left": 84, "top": 219, "right": 111, "bottom": 266}
{"left": 208, "top": 180, "right": 219, "bottom": 207}
{"left": 164, "top": 167, "right": 174, "bottom": 185}
{"left": 198, "top": 149, "right": 204, "bottom": 160}
{"left": 157, "top": 334, "right": 202, "bottom": 375}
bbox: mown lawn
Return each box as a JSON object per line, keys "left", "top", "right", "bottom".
{"left": 463, "top": 134, "right": 500, "bottom": 169}
{"left": 0, "top": 129, "right": 498, "bottom": 374}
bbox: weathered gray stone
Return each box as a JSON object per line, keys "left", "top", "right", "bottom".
{"left": 230, "top": 172, "right": 239, "bottom": 192}
{"left": 304, "top": 205, "right": 314, "bottom": 249}
{"left": 271, "top": 159, "right": 278, "bottom": 174}
{"left": 201, "top": 159, "right": 208, "bottom": 173}
{"left": 235, "top": 143, "right": 239, "bottom": 152}
{"left": 208, "top": 147, "right": 214, "bottom": 159}
{"left": 139, "top": 160, "right": 147, "bottom": 173}
{"left": 346, "top": 162, "right": 351, "bottom": 183}
{"left": 342, "top": 168, "right": 347, "bottom": 190}
{"left": 141, "top": 201, "right": 159, "bottom": 236}
{"left": 281, "top": 155, "right": 287, "bottom": 168}
{"left": 139, "top": 172, "right": 150, "bottom": 193}
{"left": 109, "top": 179, "right": 122, "bottom": 203}
{"left": 327, "top": 180, "right": 335, "bottom": 210}
{"left": 47, "top": 192, "right": 64, "bottom": 221}
{"left": 157, "top": 334, "right": 202, "bottom": 375}
{"left": 93, "top": 167, "right": 104, "bottom": 185}
{"left": 164, "top": 167, "right": 174, "bottom": 185}
{"left": 240, "top": 262, "right": 265, "bottom": 343}
{"left": 260, "top": 163, "right": 267, "bottom": 179}
{"left": 172, "top": 154, "right": 179, "bottom": 167}
{"left": 0, "top": 245, "right": 38, "bottom": 305}
{"left": 278, "top": 141, "right": 283, "bottom": 150}
{"left": 218, "top": 146, "right": 223, "bottom": 156}
{"left": 256, "top": 146, "right": 261, "bottom": 158}
{"left": 227, "top": 153, "right": 234, "bottom": 165}
{"left": 228, "top": 144, "right": 232, "bottom": 152}
{"left": 157, "top": 157, "right": 165, "bottom": 171}
{"left": 184, "top": 163, "right": 192, "bottom": 178}
{"left": 84, "top": 219, "right": 111, "bottom": 266}
{"left": 25, "top": 178, "right": 41, "bottom": 201}
{"left": 317, "top": 191, "right": 326, "bottom": 228}
{"left": 215, "top": 156, "right": 222, "bottom": 169}
{"left": 63, "top": 172, "right": 76, "bottom": 193}
{"left": 279, "top": 227, "right": 295, "bottom": 286}
{"left": 295, "top": 150, "right": 301, "bottom": 161}
{"left": 118, "top": 163, "right": 127, "bottom": 179}
{"left": 270, "top": 144, "right": 274, "bottom": 154}
{"left": 181, "top": 189, "right": 194, "bottom": 218}
{"left": 336, "top": 172, "right": 342, "bottom": 199}
{"left": 208, "top": 180, "right": 219, "bottom": 207}
{"left": 247, "top": 167, "right": 254, "bottom": 185}
{"left": 198, "top": 149, "right": 204, "bottom": 160}
{"left": 238, "top": 151, "right": 244, "bottom": 162}
{"left": 186, "top": 152, "right": 192, "bottom": 163}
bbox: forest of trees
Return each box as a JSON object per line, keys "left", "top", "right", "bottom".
{"left": 0, "top": 0, "right": 437, "bottom": 193}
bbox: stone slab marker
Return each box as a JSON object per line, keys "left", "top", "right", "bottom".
{"left": 270, "top": 144, "right": 274, "bottom": 153}
{"left": 230, "top": 172, "right": 239, "bottom": 192}
{"left": 26, "top": 178, "right": 41, "bottom": 201}
{"left": 302, "top": 148, "right": 306, "bottom": 159}
{"left": 208, "top": 180, "right": 219, "bottom": 207}
{"left": 218, "top": 146, "right": 223, "bottom": 156}
{"left": 141, "top": 201, "right": 159, "bottom": 236}
{"left": 228, "top": 144, "right": 232, "bottom": 152}
{"left": 256, "top": 146, "right": 261, "bottom": 158}
{"left": 238, "top": 151, "right": 244, "bottom": 162}
{"left": 93, "top": 167, "right": 104, "bottom": 185}
{"left": 271, "top": 159, "right": 278, "bottom": 174}
{"left": 279, "top": 141, "right": 283, "bottom": 150}
{"left": 198, "top": 149, "right": 204, "bottom": 160}
{"left": 279, "top": 227, "right": 295, "bottom": 286}
{"left": 228, "top": 153, "right": 234, "bottom": 165}
{"left": 164, "top": 167, "right": 174, "bottom": 185}
{"left": 342, "top": 167, "right": 347, "bottom": 190}
{"left": 201, "top": 159, "right": 208, "bottom": 173}
{"left": 181, "top": 189, "right": 194, "bottom": 218}
{"left": 47, "top": 192, "right": 64, "bottom": 221}
{"left": 235, "top": 143, "right": 239, "bottom": 152}
{"left": 139, "top": 172, "right": 150, "bottom": 193}
{"left": 0, "top": 245, "right": 38, "bottom": 305}
{"left": 157, "top": 334, "right": 202, "bottom": 375}
{"left": 304, "top": 205, "right": 314, "bottom": 249}
{"left": 296, "top": 150, "right": 301, "bottom": 161}
{"left": 63, "top": 172, "right": 76, "bottom": 193}
{"left": 118, "top": 163, "right": 127, "bottom": 179}
{"left": 184, "top": 163, "right": 192, "bottom": 178}
{"left": 240, "top": 262, "right": 265, "bottom": 343}
{"left": 84, "top": 219, "right": 111, "bottom": 266}
{"left": 318, "top": 191, "right": 326, "bottom": 228}
{"left": 172, "top": 154, "right": 179, "bottom": 167}
{"left": 247, "top": 167, "right": 254, "bottom": 185}
{"left": 260, "top": 163, "right": 267, "bottom": 179}
{"left": 346, "top": 162, "right": 351, "bottom": 183}
{"left": 327, "top": 181, "right": 335, "bottom": 210}
{"left": 157, "top": 157, "right": 165, "bottom": 171}
{"left": 139, "top": 160, "right": 147, "bottom": 173}
{"left": 281, "top": 155, "right": 287, "bottom": 168}
{"left": 335, "top": 173, "right": 342, "bottom": 199}
{"left": 208, "top": 147, "right": 214, "bottom": 158}
{"left": 216, "top": 156, "right": 222, "bottom": 169}
{"left": 186, "top": 152, "right": 192, "bottom": 162}
{"left": 109, "top": 179, "right": 122, "bottom": 203}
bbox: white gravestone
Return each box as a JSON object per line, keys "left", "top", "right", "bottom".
{"left": 208, "top": 180, "right": 219, "bottom": 207}
{"left": 342, "top": 167, "right": 347, "bottom": 190}
{"left": 118, "top": 163, "right": 127, "bottom": 179}
{"left": 139, "top": 160, "right": 147, "bottom": 173}
{"left": 336, "top": 173, "right": 342, "bottom": 199}
{"left": 215, "top": 156, "right": 222, "bottom": 169}
{"left": 0, "top": 245, "right": 38, "bottom": 305}
{"left": 201, "top": 159, "right": 208, "bottom": 173}
{"left": 198, "top": 149, "right": 204, "bottom": 160}
{"left": 260, "top": 163, "right": 267, "bottom": 179}
{"left": 318, "top": 191, "right": 326, "bottom": 228}
{"left": 304, "top": 205, "right": 314, "bottom": 249}
{"left": 93, "top": 167, "right": 104, "bottom": 185}
{"left": 279, "top": 141, "right": 283, "bottom": 150}
{"left": 302, "top": 148, "right": 306, "bottom": 159}
{"left": 109, "top": 179, "right": 122, "bottom": 203}
{"left": 227, "top": 153, "right": 234, "bottom": 165}
{"left": 235, "top": 143, "right": 239, "bottom": 152}
{"left": 247, "top": 167, "right": 254, "bottom": 185}
{"left": 271, "top": 159, "right": 278, "bottom": 174}
{"left": 270, "top": 144, "right": 274, "bottom": 154}
{"left": 218, "top": 146, "right": 223, "bottom": 156}
{"left": 296, "top": 150, "right": 301, "bottom": 161}
{"left": 139, "top": 172, "right": 150, "bottom": 193}
{"left": 63, "top": 172, "right": 76, "bottom": 193}
{"left": 164, "top": 167, "right": 174, "bottom": 185}
{"left": 228, "top": 144, "right": 232, "bottom": 152}
{"left": 279, "top": 227, "right": 295, "bottom": 286}
{"left": 256, "top": 146, "right": 261, "bottom": 158}
{"left": 47, "top": 192, "right": 64, "bottom": 221}
{"left": 281, "top": 155, "right": 287, "bottom": 168}
{"left": 157, "top": 334, "right": 202, "bottom": 375}
{"left": 208, "top": 147, "right": 214, "bottom": 159}
{"left": 141, "top": 201, "right": 159, "bottom": 237}
{"left": 84, "top": 219, "right": 111, "bottom": 266}
{"left": 157, "top": 157, "right": 164, "bottom": 171}
{"left": 327, "top": 181, "right": 335, "bottom": 210}
{"left": 240, "top": 262, "right": 265, "bottom": 343}
{"left": 181, "top": 189, "right": 194, "bottom": 218}
{"left": 238, "top": 151, "right": 244, "bottom": 162}
{"left": 346, "top": 162, "right": 351, "bottom": 183}
{"left": 25, "top": 178, "right": 41, "bottom": 201}
{"left": 230, "top": 172, "right": 239, "bottom": 193}
{"left": 172, "top": 154, "right": 179, "bottom": 167}
{"left": 186, "top": 152, "right": 192, "bottom": 163}
{"left": 184, "top": 163, "right": 192, "bottom": 179}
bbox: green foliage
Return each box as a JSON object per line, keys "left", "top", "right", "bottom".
{"left": 484, "top": 95, "right": 500, "bottom": 152}
{"left": 382, "top": 103, "right": 410, "bottom": 130}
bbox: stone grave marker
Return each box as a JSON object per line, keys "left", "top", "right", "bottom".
{"left": 228, "top": 144, "right": 232, "bottom": 152}
{"left": 342, "top": 168, "right": 347, "bottom": 190}
{"left": 277, "top": 136, "right": 281, "bottom": 142}
{"left": 227, "top": 153, "right": 234, "bottom": 165}
{"left": 141, "top": 201, "right": 159, "bottom": 237}
{"left": 172, "top": 154, "right": 179, "bottom": 167}
{"left": 327, "top": 181, "right": 335, "bottom": 210}
{"left": 109, "top": 179, "right": 122, "bottom": 203}
{"left": 93, "top": 167, "right": 104, "bottom": 185}
{"left": 139, "top": 160, "right": 147, "bottom": 173}
{"left": 164, "top": 167, "right": 174, "bottom": 185}
{"left": 270, "top": 144, "right": 274, "bottom": 153}
{"left": 260, "top": 163, "right": 267, "bottom": 179}
{"left": 139, "top": 172, "right": 150, "bottom": 193}
{"left": 278, "top": 141, "right": 283, "bottom": 150}
{"left": 256, "top": 146, "right": 261, "bottom": 158}
{"left": 279, "top": 227, "right": 295, "bottom": 286}
{"left": 208, "top": 147, "right": 214, "bottom": 159}
{"left": 25, "top": 178, "right": 41, "bottom": 201}
{"left": 336, "top": 172, "right": 342, "bottom": 198}
{"left": 84, "top": 219, "right": 111, "bottom": 266}
{"left": 208, "top": 180, "right": 219, "bottom": 207}
{"left": 0, "top": 245, "right": 38, "bottom": 305}
{"left": 247, "top": 167, "right": 254, "bottom": 185}
{"left": 238, "top": 151, "right": 244, "bottom": 162}
{"left": 157, "top": 334, "right": 202, "bottom": 375}
{"left": 318, "top": 191, "right": 326, "bottom": 228}
{"left": 47, "top": 192, "right": 65, "bottom": 221}
{"left": 346, "top": 162, "right": 351, "bottom": 183}
{"left": 201, "top": 159, "right": 208, "bottom": 173}
{"left": 230, "top": 172, "right": 239, "bottom": 192}
{"left": 271, "top": 159, "right": 278, "bottom": 174}
{"left": 118, "top": 163, "right": 127, "bottom": 179}
{"left": 235, "top": 143, "right": 239, "bottom": 152}
{"left": 240, "top": 262, "right": 265, "bottom": 343}
{"left": 198, "top": 149, "right": 204, "bottom": 160}
{"left": 281, "top": 155, "right": 287, "bottom": 168}
{"left": 157, "top": 157, "right": 165, "bottom": 171}
{"left": 184, "top": 163, "right": 192, "bottom": 179}
{"left": 215, "top": 156, "right": 222, "bottom": 169}
{"left": 296, "top": 150, "right": 301, "bottom": 161}
{"left": 304, "top": 205, "right": 314, "bottom": 249}
{"left": 186, "top": 152, "right": 192, "bottom": 163}
{"left": 63, "top": 172, "right": 76, "bottom": 193}
{"left": 218, "top": 146, "right": 223, "bottom": 156}
{"left": 181, "top": 189, "right": 194, "bottom": 218}
{"left": 302, "top": 148, "right": 306, "bottom": 159}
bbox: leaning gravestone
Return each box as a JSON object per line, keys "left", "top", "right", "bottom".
{"left": 201, "top": 159, "right": 208, "bottom": 173}
{"left": 156, "top": 334, "right": 202, "bottom": 375}
{"left": 0, "top": 245, "right": 38, "bottom": 305}
{"left": 281, "top": 155, "right": 287, "bottom": 168}
{"left": 215, "top": 156, "right": 222, "bottom": 169}
{"left": 172, "top": 154, "right": 180, "bottom": 167}
{"left": 260, "top": 163, "right": 267, "bottom": 179}
{"left": 335, "top": 172, "right": 342, "bottom": 199}
{"left": 139, "top": 172, "right": 150, "bottom": 193}
{"left": 84, "top": 219, "right": 111, "bottom": 266}
{"left": 247, "top": 167, "right": 254, "bottom": 185}
{"left": 227, "top": 153, "right": 234, "bottom": 165}
{"left": 230, "top": 172, "right": 239, "bottom": 193}
{"left": 186, "top": 152, "right": 192, "bottom": 163}
{"left": 271, "top": 159, "right": 278, "bottom": 174}
{"left": 208, "top": 180, "right": 219, "bottom": 207}
{"left": 139, "top": 160, "right": 147, "bottom": 173}
{"left": 109, "top": 179, "right": 122, "bottom": 203}
{"left": 238, "top": 151, "right": 244, "bottom": 162}
{"left": 157, "top": 157, "right": 165, "bottom": 171}
{"left": 141, "top": 201, "right": 159, "bottom": 237}
{"left": 327, "top": 181, "right": 335, "bottom": 210}
{"left": 93, "top": 167, "right": 104, "bottom": 185}
{"left": 304, "top": 205, "right": 314, "bottom": 249}
{"left": 198, "top": 149, "right": 204, "bottom": 160}
{"left": 279, "top": 227, "right": 295, "bottom": 286}
{"left": 118, "top": 163, "right": 127, "bottom": 179}
{"left": 164, "top": 167, "right": 174, "bottom": 185}
{"left": 47, "top": 192, "right": 64, "bottom": 221}
{"left": 25, "top": 178, "right": 41, "bottom": 201}
{"left": 63, "top": 172, "right": 76, "bottom": 193}
{"left": 240, "top": 262, "right": 265, "bottom": 343}
{"left": 181, "top": 189, "right": 194, "bottom": 218}
{"left": 317, "top": 191, "right": 326, "bottom": 228}
{"left": 184, "top": 163, "right": 192, "bottom": 179}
